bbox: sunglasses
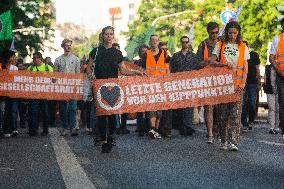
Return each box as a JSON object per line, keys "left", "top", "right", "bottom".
{"left": 210, "top": 31, "right": 219, "bottom": 35}
{"left": 181, "top": 41, "right": 189, "bottom": 44}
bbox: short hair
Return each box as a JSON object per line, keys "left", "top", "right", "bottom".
{"left": 61, "top": 38, "right": 72, "bottom": 48}
{"left": 243, "top": 40, "right": 249, "bottom": 47}
{"left": 207, "top": 22, "right": 219, "bottom": 33}
{"left": 33, "top": 52, "right": 43, "bottom": 60}
{"left": 150, "top": 34, "right": 159, "bottom": 40}
{"left": 1, "top": 49, "right": 16, "bottom": 67}
{"left": 180, "top": 36, "right": 189, "bottom": 42}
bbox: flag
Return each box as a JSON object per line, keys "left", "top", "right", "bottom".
{"left": 125, "top": 26, "right": 155, "bottom": 60}
{"left": 188, "top": 25, "right": 195, "bottom": 45}
{"left": 220, "top": 6, "right": 242, "bottom": 37}
{"left": 0, "top": 10, "right": 13, "bottom": 40}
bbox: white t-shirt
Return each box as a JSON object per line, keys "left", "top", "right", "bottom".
{"left": 9, "top": 65, "right": 18, "bottom": 71}
{"left": 212, "top": 42, "right": 250, "bottom": 67}
{"left": 270, "top": 32, "right": 284, "bottom": 55}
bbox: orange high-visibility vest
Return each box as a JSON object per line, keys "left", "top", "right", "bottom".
{"left": 0, "top": 63, "right": 2, "bottom": 70}
{"left": 146, "top": 49, "right": 168, "bottom": 75}
{"left": 275, "top": 33, "right": 284, "bottom": 72}
{"left": 219, "top": 41, "right": 246, "bottom": 86}
{"left": 203, "top": 42, "right": 209, "bottom": 61}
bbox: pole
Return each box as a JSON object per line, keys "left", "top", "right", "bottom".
{"left": 151, "top": 10, "right": 197, "bottom": 27}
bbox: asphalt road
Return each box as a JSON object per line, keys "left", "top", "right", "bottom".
{"left": 0, "top": 121, "right": 283, "bottom": 189}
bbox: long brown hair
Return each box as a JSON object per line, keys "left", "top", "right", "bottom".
{"left": 224, "top": 21, "right": 242, "bottom": 44}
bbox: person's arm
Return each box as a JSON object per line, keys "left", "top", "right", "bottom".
{"left": 119, "top": 61, "right": 146, "bottom": 76}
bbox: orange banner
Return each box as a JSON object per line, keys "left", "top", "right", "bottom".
{"left": 0, "top": 70, "right": 85, "bottom": 100}
{"left": 93, "top": 67, "right": 241, "bottom": 116}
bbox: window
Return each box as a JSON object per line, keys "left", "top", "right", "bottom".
{"left": 129, "top": 3, "right": 135, "bottom": 9}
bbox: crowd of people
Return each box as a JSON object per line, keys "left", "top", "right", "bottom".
{"left": 0, "top": 19, "right": 283, "bottom": 153}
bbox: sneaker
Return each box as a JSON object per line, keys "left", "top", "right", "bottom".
{"left": 71, "top": 129, "right": 79, "bottom": 136}
{"left": 243, "top": 127, "right": 249, "bottom": 133}
{"left": 228, "top": 143, "right": 238, "bottom": 151}
{"left": 220, "top": 142, "right": 228, "bottom": 150}
{"left": 154, "top": 132, "right": 162, "bottom": 139}
{"left": 11, "top": 130, "right": 19, "bottom": 137}
{"left": 60, "top": 129, "right": 68, "bottom": 136}
{"left": 269, "top": 129, "right": 278, "bottom": 135}
{"left": 207, "top": 136, "right": 214, "bottom": 144}
{"left": 248, "top": 123, "right": 253, "bottom": 130}
{"left": 148, "top": 129, "right": 156, "bottom": 139}
{"left": 4, "top": 133, "right": 11, "bottom": 138}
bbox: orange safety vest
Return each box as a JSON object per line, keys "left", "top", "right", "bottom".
{"left": 203, "top": 41, "right": 209, "bottom": 61}
{"left": 0, "top": 63, "right": 2, "bottom": 70}
{"left": 275, "top": 33, "right": 284, "bottom": 72}
{"left": 146, "top": 49, "right": 168, "bottom": 75}
{"left": 219, "top": 41, "right": 246, "bottom": 86}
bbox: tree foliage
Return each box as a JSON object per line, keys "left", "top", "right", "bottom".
{"left": 125, "top": 0, "right": 282, "bottom": 63}
{"left": 0, "top": 0, "right": 55, "bottom": 57}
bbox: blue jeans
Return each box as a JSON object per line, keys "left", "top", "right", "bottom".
{"left": 84, "top": 101, "right": 95, "bottom": 129}
{"left": 0, "top": 101, "right": 5, "bottom": 131}
{"left": 29, "top": 99, "right": 49, "bottom": 133}
{"left": 277, "top": 75, "right": 284, "bottom": 133}
{"left": 241, "top": 84, "right": 257, "bottom": 127}
{"left": 182, "top": 107, "right": 193, "bottom": 129}
{"left": 60, "top": 100, "right": 77, "bottom": 129}
{"left": 3, "top": 98, "right": 18, "bottom": 134}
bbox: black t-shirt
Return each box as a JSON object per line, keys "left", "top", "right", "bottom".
{"left": 247, "top": 51, "right": 260, "bottom": 84}
{"left": 89, "top": 45, "right": 123, "bottom": 79}
{"left": 140, "top": 49, "right": 171, "bottom": 69}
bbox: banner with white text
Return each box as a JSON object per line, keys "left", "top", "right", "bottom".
{"left": 93, "top": 66, "right": 241, "bottom": 116}
{"left": 0, "top": 70, "right": 85, "bottom": 100}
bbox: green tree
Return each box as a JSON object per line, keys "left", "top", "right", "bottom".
{"left": 125, "top": 0, "right": 196, "bottom": 59}
{"left": 0, "top": 0, "right": 55, "bottom": 57}
{"left": 235, "top": 0, "right": 282, "bottom": 63}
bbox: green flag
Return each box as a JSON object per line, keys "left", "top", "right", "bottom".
{"left": 0, "top": 10, "right": 13, "bottom": 40}
{"left": 125, "top": 26, "right": 155, "bottom": 60}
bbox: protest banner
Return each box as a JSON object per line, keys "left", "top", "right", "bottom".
{"left": 0, "top": 70, "right": 85, "bottom": 100}
{"left": 93, "top": 66, "right": 241, "bottom": 116}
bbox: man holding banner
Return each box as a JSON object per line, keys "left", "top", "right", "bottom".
{"left": 197, "top": 22, "right": 220, "bottom": 143}
{"left": 171, "top": 36, "right": 200, "bottom": 136}
{"left": 27, "top": 52, "right": 53, "bottom": 136}
{"left": 54, "top": 39, "right": 81, "bottom": 137}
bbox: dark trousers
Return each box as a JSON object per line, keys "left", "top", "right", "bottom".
{"left": 159, "top": 110, "right": 172, "bottom": 134}
{"left": 18, "top": 99, "right": 28, "bottom": 127}
{"left": 172, "top": 109, "right": 183, "bottom": 130}
{"left": 277, "top": 75, "right": 284, "bottom": 133}
{"left": 29, "top": 99, "right": 49, "bottom": 134}
{"left": 3, "top": 98, "right": 18, "bottom": 134}
{"left": 97, "top": 115, "right": 117, "bottom": 140}
{"left": 48, "top": 100, "right": 57, "bottom": 126}
{"left": 241, "top": 84, "right": 257, "bottom": 127}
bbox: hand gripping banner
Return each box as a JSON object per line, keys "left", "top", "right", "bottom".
{"left": 93, "top": 66, "right": 241, "bottom": 116}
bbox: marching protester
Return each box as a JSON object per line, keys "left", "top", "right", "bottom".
{"left": 196, "top": 21, "right": 220, "bottom": 143}
{"left": 88, "top": 26, "right": 145, "bottom": 153}
{"left": 139, "top": 34, "right": 171, "bottom": 139}
{"left": 170, "top": 36, "right": 201, "bottom": 137}
{"left": 208, "top": 21, "right": 250, "bottom": 151}
{"left": 241, "top": 41, "right": 261, "bottom": 132}
{"left": 54, "top": 39, "right": 81, "bottom": 136}
{"left": 264, "top": 63, "right": 279, "bottom": 134}
{"left": 269, "top": 18, "right": 284, "bottom": 138}
{"left": 27, "top": 52, "right": 53, "bottom": 136}
{"left": 1, "top": 50, "right": 19, "bottom": 137}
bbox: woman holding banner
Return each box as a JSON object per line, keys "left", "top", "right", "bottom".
{"left": 88, "top": 26, "right": 145, "bottom": 153}
{"left": 209, "top": 21, "right": 249, "bottom": 151}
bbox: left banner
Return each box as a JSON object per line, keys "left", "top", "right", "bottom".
{"left": 0, "top": 70, "right": 85, "bottom": 100}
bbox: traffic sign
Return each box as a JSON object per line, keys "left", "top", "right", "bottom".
{"left": 220, "top": 10, "right": 235, "bottom": 25}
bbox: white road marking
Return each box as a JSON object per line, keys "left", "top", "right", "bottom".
{"left": 258, "top": 140, "right": 284, "bottom": 146}
{"left": 50, "top": 128, "right": 96, "bottom": 189}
